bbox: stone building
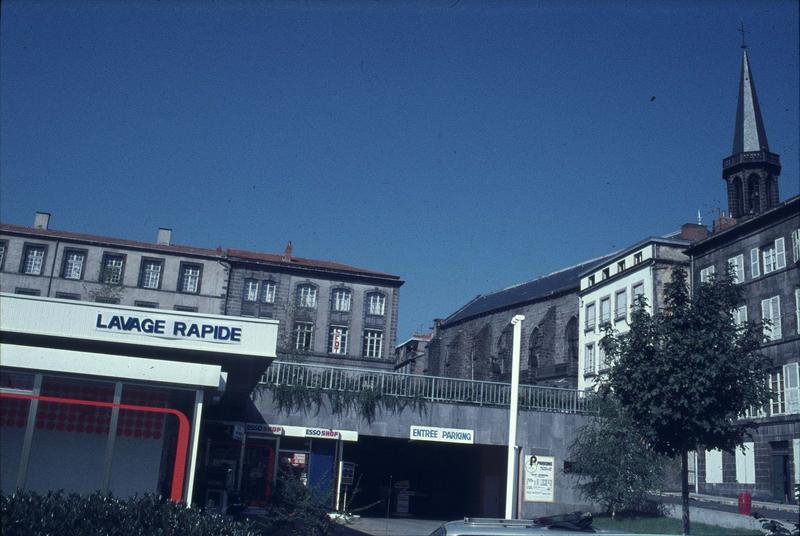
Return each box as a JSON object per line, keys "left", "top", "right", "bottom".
{"left": 394, "top": 332, "right": 433, "bottom": 374}
{"left": 224, "top": 244, "right": 403, "bottom": 368}
{"left": 684, "top": 45, "right": 799, "bottom": 503}
{"left": 0, "top": 213, "right": 228, "bottom": 313}
{"left": 427, "top": 256, "right": 613, "bottom": 387}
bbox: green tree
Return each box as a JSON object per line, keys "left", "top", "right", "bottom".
{"left": 599, "top": 267, "right": 771, "bottom": 535}
{"left": 569, "top": 396, "right": 668, "bottom": 518}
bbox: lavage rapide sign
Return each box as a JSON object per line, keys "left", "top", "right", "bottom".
{"left": 95, "top": 313, "right": 242, "bottom": 343}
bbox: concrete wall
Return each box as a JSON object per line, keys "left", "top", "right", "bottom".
{"left": 253, "top": 392, "right": 593, "bottom": 515}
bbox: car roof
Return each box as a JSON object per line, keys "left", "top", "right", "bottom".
{"left": 434, "top": 518, "right": 677, "bottom": 536}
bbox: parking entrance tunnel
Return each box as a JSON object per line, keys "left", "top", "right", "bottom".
{"left": 342, "top": 436, "right": 506, "bottom": 520}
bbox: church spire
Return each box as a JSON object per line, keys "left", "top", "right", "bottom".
{"left": 722, "top": 42, "right": 781, "bottom": 219}
{"left": 731, "top": 48, "right": 770, "bottom": 153}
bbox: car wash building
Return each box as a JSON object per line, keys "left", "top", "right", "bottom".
{"left": 0, "top": 293, "right": 278, "bottom": 503}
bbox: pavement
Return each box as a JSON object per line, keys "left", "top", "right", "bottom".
{"left": 332, "top": 516, "right": 444, "bottom": 536}
{"left": 659, "top": 491, "right": 799, "bottom": 524}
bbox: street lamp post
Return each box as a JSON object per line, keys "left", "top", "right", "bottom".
{"left": 504, "top": 314, "right": 525, "bottom": 519}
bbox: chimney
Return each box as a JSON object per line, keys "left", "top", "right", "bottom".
{"left": 679, "top": 223, "right": 708, "bottom": 243}
{"left": 34, "top": 212, "right": 51, "bottom": 230}
{"left": 282, "top": 241, "right": 293, "bottom": 262}
{"left": 157, "top": 228, "right": 172, "bottom": 245}
{"left": 713, "top": 214, "right": 737, "bottom": 235}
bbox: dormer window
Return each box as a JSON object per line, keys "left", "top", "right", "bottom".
{"left": 634, "top": 252, "right": 643, "bottom": 264}
{"left": 602, "top": 268, "right": 610, "bottom": 280}
{"left": 617, "top": 260, "right": 626, "bottom": 272}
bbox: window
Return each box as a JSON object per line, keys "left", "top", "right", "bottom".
{"left": 244, "top": 279, "right": 259, "bottom": 301}
{"left": 614, "top": 290, "right": 627, "bottom": 320}
{"left": 632, "top": 282, "right": 645, "bottom": 306}
{"left": 174, "top": 305, "right": 198, "bottom": 312}
{"left": 21, "top": 245, "right": 46, "bottom": 275}
{"left": 15, "top": 287, "right": 41, "bottom": 296}
{"left": 633, "top": 252, "right": 643, "bottom": 264}
{"left": 55, "top": 292, "right": 80, "bottom": 300}
{"left": 62, "top": 250, "right": 86, "bottom": 280}
{"left": 296, "top": 285, "right": 317, "bottom": 308}
{"left": 735, "top": 443, "right": 755, "bottom": 484}
{"left": 763, "top": 238, "right": 786, "bottom": 274}
{"left": 367, "top": 293, "right": 386, "bottom": 316}
{"left": 293, "top": 322, "right": 314, "bottom": 351}
{"left": 784, "top": 362, "right": 799, "bottom": 414}
{"left": 733, "top": 305, "right": 748, "bottom": 327}
{"left": 705, "top": 449, "right": 723, "bottom": 484}
{"left": 100, "top": 254, "right": 124, "bottom": 284}
{"left": 0, "top": 241, "right": 7, "bottom": 269}
{"left": 179, "top": 264, "right": 201, "bottom": 293}
{"left": 139, "top": 259, "right": 163, "bottom": 289}
{"left": 261, "top": 281, "right": 277, "bottom": 303}
{"left": 587, "top": 275, "right": 595, "bottom": 287}
{"left": 761, "top": 296, "right": 782, "bottom": 341}
{"left": 598, "top": 345, "right": 608, "bottom": 370}
{"left": 792, "top": 229, "right": 800, "bottom": 263}
{"left": 599, "top": 297, "right": 611, "bottom": 325}
{"left": 134, "top": 301, "right": 158, "bottom": 308}
{"left": 332, "top": 288, "right": 352, "bottom": 312}
{"left": 584, "top": 302, "right": 596, "bottom": 331}
{"left": 750, "top": 248, "right": 760, "bottom": 278}
{"left": 362, "top": 329, "right": 383, "bottom": 358}
{"left": 727, "top": 254, "right": 744, "bottom": 283}
{"left": 602, "top": 268, "right": 610, "bottom": 280}
{"left": 771, "top": 368, "right": 786, "bottom": 415}
{"left": 328, "top": 326, "right": 349, "bottom": 354}
{"left": 95, "top": 296, "right": 120, "bottom": 304}
{"left": 584, "top": 344, "right": 595, "bottom": 374}
{"left": 617, "top": 260, "right": 626, "bottom": 272}
{"left": 796, "top": 288, "right": 800, "bottom": 335}
{"left": 699, "top": 265, "right": 715, "bottom": 283}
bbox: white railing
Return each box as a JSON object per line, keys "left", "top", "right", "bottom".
{"left": 261, "top": 361, "right": 597, "bottom": 414}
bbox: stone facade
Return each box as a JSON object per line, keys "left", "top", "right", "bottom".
{"left": 225, "top": 248, "right": 403, "bottom": 368}
{"left": 0, "top": 214, "right": 227, "bottom": 314}
{"left": 427, "top": 259, "right": 609, "bottom": 387}
{"left": 687, "top": 196, "right": 800, "bottom": 503}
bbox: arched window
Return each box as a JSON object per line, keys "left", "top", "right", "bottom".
{"left": 528, "top": 327, "right": 540, "bottom": 372}
{"left": 565, "top": 317, "right": 578, "bottom": 363}
{"left": 295, "top": 284, "right": 317, "bottom": 308}
{"left": 747, "top": 175, "right": 760, "bottom": 213}
{"left": 732, "top": 177, "right": 744, "bottom": 217}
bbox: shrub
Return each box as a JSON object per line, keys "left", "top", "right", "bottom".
{"left": 0, "top": 491, "right": 258, "bottom": 536}
{"left": 252, "top": 470, "right": 335, "bottom": 536}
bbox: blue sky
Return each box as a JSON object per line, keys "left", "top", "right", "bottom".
{"left": 2, "top": 0, "right": 798, "bottom": 340}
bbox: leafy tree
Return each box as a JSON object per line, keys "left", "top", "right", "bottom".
{"left": 569, "top": 395, "right": 668, "bottom": 517}
{"left": 599, "top": 267, "right": 771, "bottom": 535}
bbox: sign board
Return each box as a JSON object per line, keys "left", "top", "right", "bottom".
{"left": 409, "top": 425, "right": 474, "bottom": 444}
{"left": 232, "top": 425, "right": 244, "bottom": 441}
{"left": 524, "top": 454, "right": 555, "bottom": 502}
{"left": 340, "top": 462, "right": 356, "bottom": 486}
{"left": 246, "top": 423, "right": 359, "bottom": 442}
{"left": 331, "top": 328, "right": 345, "bottom": 354}
{"left": 0, "top": 294, "right": 277, "bottom": 359}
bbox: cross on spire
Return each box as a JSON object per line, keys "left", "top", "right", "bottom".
{"left": 738, "top": 22, "right": 748, "bottom": 49}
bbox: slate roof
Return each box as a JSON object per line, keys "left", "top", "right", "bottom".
{"left": 442, "top": 254, "right": 616, "bottom": 327}
{"left": 732, "top": 48, "right": 770, "bottom": 154}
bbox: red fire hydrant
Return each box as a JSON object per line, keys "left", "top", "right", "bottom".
{"left": 738, "top": 492, "right": 751, "bottom": 515}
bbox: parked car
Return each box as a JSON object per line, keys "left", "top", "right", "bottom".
{"left": 428, "top": 513, "right": 677, "bottom": 535}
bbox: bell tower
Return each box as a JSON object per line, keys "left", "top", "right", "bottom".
{"left": 722, "top": 37, "right": 781, "bottom": 219}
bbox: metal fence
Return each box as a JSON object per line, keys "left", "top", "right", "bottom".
{"left": 261, "top": 361, "right": 597, "bottom": 415}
